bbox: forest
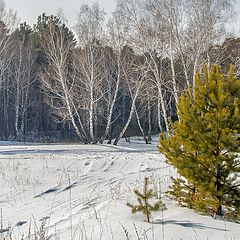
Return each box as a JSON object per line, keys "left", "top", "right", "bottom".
{"left": 0, "top": 0, "right": 239, "bottom": 144}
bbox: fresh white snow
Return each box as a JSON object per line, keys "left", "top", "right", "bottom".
{"left": 0, "top": 137, "right": 239, "bottom": 240}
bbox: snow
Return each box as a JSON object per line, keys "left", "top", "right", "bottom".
{"left": 0, "top": 137, "right": 239, "bottom": 240}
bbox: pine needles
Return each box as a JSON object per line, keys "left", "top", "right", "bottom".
{"left": 127, "top": 177, "right": 165, "bottom": 223}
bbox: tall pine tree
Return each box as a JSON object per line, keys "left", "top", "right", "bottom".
{"left": 159, "top": 65, "right": 240, "bottom": 220}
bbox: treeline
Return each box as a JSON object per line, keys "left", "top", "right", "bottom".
{"left": 0, "top": 0, "right": 239, "bottom": 144}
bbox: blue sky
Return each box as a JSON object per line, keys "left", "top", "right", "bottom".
{"left": 5, "top": 0, "right": 240, "bottom": 34}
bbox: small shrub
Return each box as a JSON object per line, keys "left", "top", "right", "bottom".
{"left": 127, "top": 177, "right": 165, "bottom": 223}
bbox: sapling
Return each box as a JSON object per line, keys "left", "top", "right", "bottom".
{"left": 127, "top": 177, "right": 165, "bottom": 223}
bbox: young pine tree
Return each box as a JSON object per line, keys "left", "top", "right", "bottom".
{"left": 159, "top": 65, "right": 240, "bottom": 219}
{"left": 127, "top": 177, "right": 164, "bottom": 223}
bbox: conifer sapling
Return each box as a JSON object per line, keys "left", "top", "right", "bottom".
{"left": 127, "top": 177, "right": 165, "bottom": 223}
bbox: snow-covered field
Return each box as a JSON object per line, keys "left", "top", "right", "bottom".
{"left": 0, "top": 137, "right": 239, "bottom": 240}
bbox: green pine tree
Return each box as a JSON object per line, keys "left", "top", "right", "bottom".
{"left": 159, "top": 65, "right": 240, "bottom": 220}
{"left": 127, "top": 177, "right": 164, "bottom": 223}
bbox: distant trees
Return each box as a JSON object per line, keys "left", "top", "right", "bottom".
{"left": 0, "top": 1, "right": 19, "bottom": 138}
{"left": 99, "top": 10, "right": 127, "bottom": 144}
{"left": 159, "top": 65, "right": 240, "bottom": 220}
{"left": 39, "top": 16, "right": 86, "bottom": 141}
{"left": 11, "top": 23, "right": 35, "bottom": 140}
{"left": 0, "top": 20, "right": 12, "bottom": 138}
{"left": 113, "top": 49, "right": 147, "bottom": 145}
{"left": 0, "top": 0, "right": 238, "bottom": 144}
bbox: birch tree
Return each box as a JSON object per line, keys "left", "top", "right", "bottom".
{"left": 183, "top": 0, "right": 233, "bottom": 89}
{"left": 98, "top": 10, "right": 129, "bottom": 143}
{"left": 0, "top": 1, "right": 18, "bottom": 138}
{"left": 11, "top": 24, "right": 36, "bottom": 140}
{"left": 115, "top": 0, "right": 171, "bottom": 132}
{"left": 75, "top": 3, "right": 106, "bottom": 143}
{"left": 39, "top": 17, "right": 89, "bottom": 142}
{"left": 113, "top": 51, "right": 147, "bottom": 145}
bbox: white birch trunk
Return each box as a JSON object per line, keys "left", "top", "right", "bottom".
{"left": 157, "top": 82, "right": 169, "bottom": 132}
{"left": 135, "top": 107, "right": 148, "bottom": 144}
{"left": 113, "top": 83, "right": 142, "bottom": 145}
{"left": 169, "top": 27, "right": 178, "bottom": 105}
{"left": 157, "top": 95, "right": 163, "bottom": 132}
{"left": 147, "top": 97, "right": 152, "bottom": 141}
{"left": 89, "top": 45, "right": 96, "bottom": 143}
{"left": 100, "top": 50, "right": 121, "bottom": 143}
{"left": 57, "top": 65, "right": 85, "bottom": 141}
